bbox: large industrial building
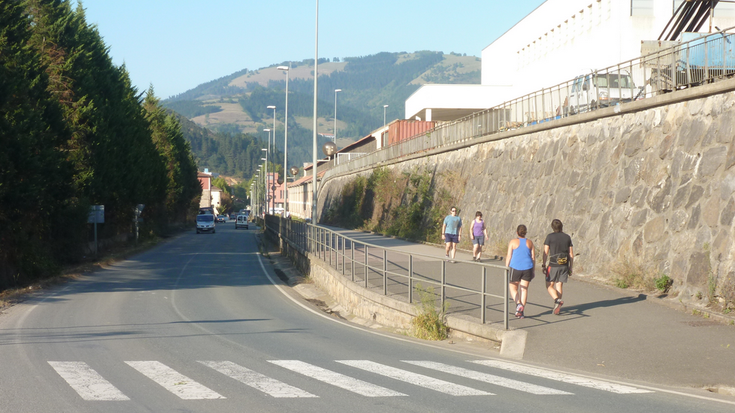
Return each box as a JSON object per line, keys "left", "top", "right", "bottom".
{"left": 405, "top": 0, "right": 735, "bottom": 122}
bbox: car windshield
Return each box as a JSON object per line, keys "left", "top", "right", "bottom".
{"left": 197, "top": 215, "right": 214, "bottom": 222}
{"left": 594, "top": 74, "right": 634, "bottom": 89}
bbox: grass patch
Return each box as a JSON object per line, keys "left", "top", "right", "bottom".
{"left": 610, "top": 257, "right": 657, "bottom": 291}
{"left": 411, "top": 284, "right": 449, "bottom": 341}
{"left": 655, "top": 274, "right": 673, "bottom": 293}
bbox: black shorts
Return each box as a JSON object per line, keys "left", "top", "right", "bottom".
{"left": 510, "top": 268, "right": 535, "bottom": 283}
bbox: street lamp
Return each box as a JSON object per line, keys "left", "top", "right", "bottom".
{"left": 334, "top": 89, "right": 342, "bottom": 144}
{"left": 261, "top": 156, "right": 268, "bottom": 214}
{"left": 261, "top": 142, "right": 268, "bottom": 215}
{"left": 383, "top": 104, "right": 389, "bottom": 126}
{"left": 312, "top": 0, "right": 319, "bottom": 222}
{"left": 276, "top": 65, "right": 290, "bottom": 216}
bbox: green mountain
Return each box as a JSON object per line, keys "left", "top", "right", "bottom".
{"left": 164, "top": 51, "right": 480, "bottom": 175}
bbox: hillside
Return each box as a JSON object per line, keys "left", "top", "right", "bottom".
{"left": 164, "top": 51, "right": 480, "bottom": 170}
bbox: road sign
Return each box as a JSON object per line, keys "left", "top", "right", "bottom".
{"left": 87, "top": 205, "right": 104, "bottom": 224}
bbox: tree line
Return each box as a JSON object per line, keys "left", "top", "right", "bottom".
{"left": 0, "top": 0, "right": 201, "bottom": 290}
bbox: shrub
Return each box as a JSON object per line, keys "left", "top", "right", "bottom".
{"left": 655, "top": 274, "right": 673, "bottom": 293}
{"left": 411, "top": 284, "right": 449, "bottom": 341}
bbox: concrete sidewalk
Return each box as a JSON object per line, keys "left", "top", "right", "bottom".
{"left": 317, "top": 226, "right": 735, "bottom": 394}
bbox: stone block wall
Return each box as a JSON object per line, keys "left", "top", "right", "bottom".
{"left": 319, "top": 90, "right": 735, "bottom": 303}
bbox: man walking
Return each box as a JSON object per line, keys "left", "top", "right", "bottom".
{"left": 543, "top": 219, "right": 574, "bottom": 315}
{"left": 441, "top": 207, "right": 462, "bottom": 262}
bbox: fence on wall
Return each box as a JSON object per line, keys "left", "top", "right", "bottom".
{"left": 265, "top": 215, "right": 512, "bottom": 329}
{"left": 324, "top": 28, "right": 735, "bottom": 180}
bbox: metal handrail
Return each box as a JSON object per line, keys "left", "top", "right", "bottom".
{"left": 323, "top": 27, "right": 735, "bottom": 182}
{"left": 265, "top": 215, "right": 511, "bottom": 329}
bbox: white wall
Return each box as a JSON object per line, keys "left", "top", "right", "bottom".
{"left": 482, "top": 0, "right": 735, "bottom": 98}
{"left": 405, "top": 85, "right": 513, "bottom": 119}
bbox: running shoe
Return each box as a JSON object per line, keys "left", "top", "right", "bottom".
{"left": 553, "top": 299, "right": 564, "bottom": 315}
{"left": 515, "top": 304, "right": 523, "bottom": 318}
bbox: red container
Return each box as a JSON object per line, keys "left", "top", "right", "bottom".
{"left": 387, "top": 120, "right": 436, "bottom": 146}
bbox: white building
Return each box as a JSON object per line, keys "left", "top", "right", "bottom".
{"left": 405, "top": 0, "right": 735, "bottom": 121}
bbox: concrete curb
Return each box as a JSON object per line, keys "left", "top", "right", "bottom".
{"left": 303, "top": 252, "right": 526, "bottom": 359}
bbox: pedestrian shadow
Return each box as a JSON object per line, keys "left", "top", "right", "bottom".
{"left": 561, "top": 293, "right": 647, "bottom": 315}
{"left": 514, "top": 294, "right": 649, "bottom": 329}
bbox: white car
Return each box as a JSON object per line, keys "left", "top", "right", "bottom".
{"left": 566, "top": 72, "right": 638, "bottom": 115}
{"left": 235, "top": 215, "right": 249, "bottom": 230}
{"left": 196, "top": 214, "right": 216, "bottom": 234}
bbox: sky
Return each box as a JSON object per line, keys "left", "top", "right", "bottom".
{"left": 74, "top": 0, "right": 547, "bottom": 99}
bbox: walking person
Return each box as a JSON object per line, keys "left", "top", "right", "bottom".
{"left": 543, "top": 219, "right": 574, "bottom": 315}
{"left": 470, "top": 211, "right": 489, "bottom": 261}
{"left": 441, "top": 206, "right": 462, "bottom": 262}
{"left": 506, "top": 224, "right": 535, "bottom": 319}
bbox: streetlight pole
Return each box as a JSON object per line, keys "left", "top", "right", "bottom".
{"left": 383, "top": 104, "right": 389, "bottom": 126}
{"left": 276, "top": 64, "right": 290, "bottom": 217}
{"left": 334, "top": 89, "right": 341, "bottom": 144}
{"left": 312, "top": 0, "right": 319, "bottom": 223}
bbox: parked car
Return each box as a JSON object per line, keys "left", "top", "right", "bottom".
{"left": 216, "top": 215, "right": 227, "bottom": 223}
{"left": 565, "top": 71, "right": 638, "bottom": 115}
{"left": 235, "top": 214, "right": 249, "bottom": 230}
{"left": 196, "top": 214, "right": 216, "bottom": 234}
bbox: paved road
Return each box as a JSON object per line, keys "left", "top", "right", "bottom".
{"left": 0, "top": 223, "right": 732, "bottom": 412}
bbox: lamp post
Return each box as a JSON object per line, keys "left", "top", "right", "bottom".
{"left": 383, "top": 104, "right": 389, "bottom": 126}
{"left": 312, "top": 0, "right": 319, "bottom": 222}
{"left": 276, "top": 64, "right": 290, "bottom": 216}
{"left": 261, "top": 157, "right": 268, "bottom": 214}
{"left": 262, "top": 133, "right": 269, "bottom": 215}
{"left": 334, "top": 89, "right": 341, "bottom": 144}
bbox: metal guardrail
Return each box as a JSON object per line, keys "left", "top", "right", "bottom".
{"left": 265, "top": 215, "right": 511, "bottom": 330}
{"left": 324, "top": 28, "right": 735, "bottom": 180}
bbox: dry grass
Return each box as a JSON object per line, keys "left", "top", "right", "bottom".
{"left": 610, "top": 258, "right": 658, "bottom": 290}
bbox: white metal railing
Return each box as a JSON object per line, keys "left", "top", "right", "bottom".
{"left": 325, "top": 28, "right": 735, "bottom": 180}
{"left": 265, "top": 215, "right": 511, "bottom": 329}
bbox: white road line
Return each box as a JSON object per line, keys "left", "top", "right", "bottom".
{"left": 48, "top": 361, "right": 129, "bottom": 401}
{"left": 471, "top": 360, "right": 654, "bottom": 394}
{"left": 199, "top": 361, "right": 317, "bottom": 398}
{"left": 337, "top": 360, "right": 492, "bottom": 396}
{"left": 125, "top": 361, "right": 224, "bottom": 400}
{"left": 268, "top": 360, "right": 406, "bottom": 397}
{"left": 403, "top": 361, "right": 572, "bottom": 395}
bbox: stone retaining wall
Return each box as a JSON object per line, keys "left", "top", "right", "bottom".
{"left": 319, "top": 88, "right": 735, "bottom": 305}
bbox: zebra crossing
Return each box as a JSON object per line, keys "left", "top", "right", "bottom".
{"left": 48, "top": 359, "right": 653, "bottom": 401}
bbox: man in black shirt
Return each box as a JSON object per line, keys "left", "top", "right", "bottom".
{"left": 543, "top": 219, "right": 574, "bottom": 315}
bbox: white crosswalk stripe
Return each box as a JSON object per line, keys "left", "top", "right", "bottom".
{"left": 471, "top": 360, "right": 654, "bottom": 394}
{"left": 199, "top": 361, "right": 317, "bottom": 398}
{"left": 48, "top": 361, "right": 129, "bottom": 401}
{"left": 125, "top": 361, "right": 225, "bottom": 400}
{"left": 268, "top": 360, "right": 406, "bottom": 397}
{"left": 403, "top": 361, "right": 572, "bottom": 395}
{"left": 337, "top": 360, "right": 492, "bottom": 396}
{"left": 50, "top": 359, "right": 655, "bottom": 401}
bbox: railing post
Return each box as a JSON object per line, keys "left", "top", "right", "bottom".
{"left": 440, "top": 260, "right": 446, "bottom": 311}
{"left": 329, "top": 232, "right": 333, "bottom": 267}
{"left": 364, "top": 245, "right": 369, "bottom": 288}
{"left": 504, "top": 267, "right": 509, "bottom": 330}
{"left": 481, "top": 267, "right": 487, "bottom": 324}
{"left": 383, "top": 249, "right": 387, "bottom": 296}
{"left": 351, "top": 240, "right": 355, "bottom": 282}
{"left": 408, "top": 255, "right": 413, "bottom": 303}
{"left": 341, "top": 236, "right": 345, "bottom": 275}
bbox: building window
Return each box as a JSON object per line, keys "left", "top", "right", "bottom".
{"left": 631, "top": 0, "right": 654, "bottom": 16}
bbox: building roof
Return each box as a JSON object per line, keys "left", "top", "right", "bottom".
{"left": 338, "top": 133, "right": 376, "bottom": 153}
{"left": 288, "top": 170, "right": 326, "bottom": 187}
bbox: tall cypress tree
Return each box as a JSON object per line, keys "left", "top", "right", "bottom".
{"left": 0, "top": 0, "right": 81, "bottom": 286}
